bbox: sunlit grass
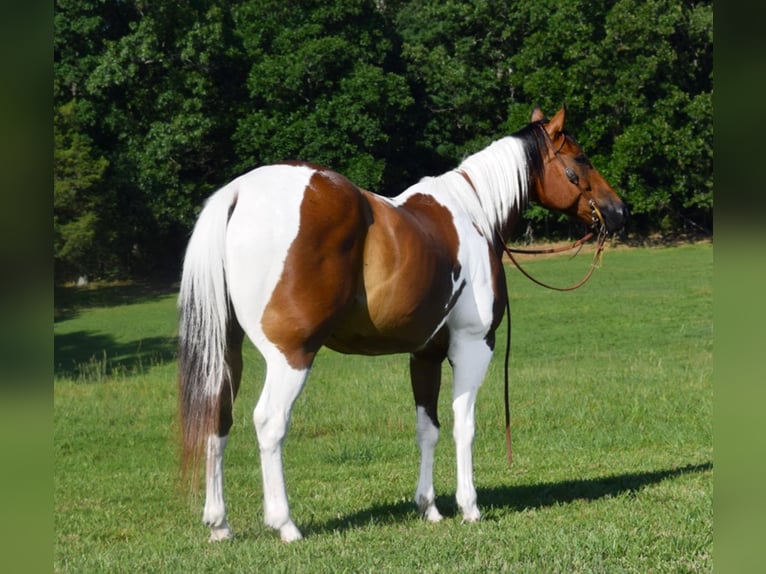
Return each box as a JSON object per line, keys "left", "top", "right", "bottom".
{"left": 54, "top": 242, "right": 712, "bottom": 572}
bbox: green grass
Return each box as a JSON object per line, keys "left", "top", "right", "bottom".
{"left": 54, "top": 243, "right": 712, "bottom": 572}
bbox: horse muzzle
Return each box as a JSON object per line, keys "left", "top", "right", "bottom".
{"left": 592, "top": 198, "right": 629, "bottom": 234}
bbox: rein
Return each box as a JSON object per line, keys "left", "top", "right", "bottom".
{"left": 501, "top": 218, "right": 607, "bottom": 292}
{"left": 498, "top": 225, "right": 605, "bottom": 467}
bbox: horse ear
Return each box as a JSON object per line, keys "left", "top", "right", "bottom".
{"left": 545, "top": 105, "right": 567, "bottom": 139}
{"left": 530, "top": 105, "right": 545, "bottom": 122}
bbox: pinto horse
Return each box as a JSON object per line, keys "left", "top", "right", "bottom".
{"left": 178, "top": 106, "right": 627, "bottom": 542}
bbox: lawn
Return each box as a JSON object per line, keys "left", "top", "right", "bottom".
{"left": 54, "top": 242, "right": 712, "bottom": 572}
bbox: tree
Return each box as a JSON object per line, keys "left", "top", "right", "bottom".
{"left": 54, "top": 101, "right": 110, "bottom": 280}
{"left": 232, "top": 0, "right": 414, "bottom": 193}
{"left": 507, "top": 0, "right": 712, "bottom": 235}
{"left": 395, "top": 0, "right": 523, "bottom": 174}
{"left": 599, "top": 0, "right": 713, "bottom": 234}
{"left": 55, "top": 0, "right": 250, "bottom": 277}
{"left": 53, "top": 0, "right": 712, "bottom": 281}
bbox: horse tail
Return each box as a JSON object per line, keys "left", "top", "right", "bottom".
{"left": 177, "top": 183, "right": 239, "bottom": 490}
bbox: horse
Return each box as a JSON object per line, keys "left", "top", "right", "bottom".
{"left": 178, "top": 105, "right": 627, "bottom": 542}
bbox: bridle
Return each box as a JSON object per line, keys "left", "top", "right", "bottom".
{"left": 457, "top": 123, "right": 611, "bottom": 468}
{"left": 457, "top": 132, "right": 608, "bottom": 293}
{"left": 499, "top": 124, "right": 609, "bottom": 292}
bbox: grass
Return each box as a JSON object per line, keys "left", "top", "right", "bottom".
{"left": 54, "top": 242, "right": 712, "bottom": 572}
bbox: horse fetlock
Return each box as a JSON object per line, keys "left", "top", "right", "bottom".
{"left": 422, "top": 505, "right": 444, "bottom": 523}
{"left": 416, "top": 493, "right": 443, "bottom": 522}
{"left": 265, "top": 512, "right": 303, "bottom": 542}
{"left": 203, "top": 505, "right": 227, "bottom": 529}
{"left": 460, "top": 504, "right": 481, "bottom": 523}
{"left": 456, "top": 489, "right": 480, "bottom": 523}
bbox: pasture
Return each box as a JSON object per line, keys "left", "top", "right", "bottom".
{"left": 54, "top": 242, "right": 712, "bottom": 572}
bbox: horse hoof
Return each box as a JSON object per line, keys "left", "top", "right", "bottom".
{"left": 208, "top": 526, "right": 234, "bottom": 542}
{"left": 461, "top": 507, "right": 481, "bottom": 523}
{"left": 280, "top": 522, "right": 303, "bottom": 543}
{"left": 423, "top": 506, "right": 444, "bottom": 523}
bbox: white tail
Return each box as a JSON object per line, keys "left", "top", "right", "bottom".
{"left": 177, "top": 183, "right": 239, "bottom": 486}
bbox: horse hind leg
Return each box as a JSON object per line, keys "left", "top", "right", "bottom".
{"left": 410, "top": 348, "right": 445, "bottom": 522}
{"left": 253, "top": 349, "right": 311, "bottom": 542}
{"left": 204, "top": 435, "right": 231, "bottom": 541}
{"left": 203, "top": 322, "right": 244, "bottom": 541}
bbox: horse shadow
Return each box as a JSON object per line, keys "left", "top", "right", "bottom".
{"left": 306, "top": 462, "right": 712, "bottom": 537}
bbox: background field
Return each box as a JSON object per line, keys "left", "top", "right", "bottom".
{"left": 54, "top": 242, "right": 712, "bottom": 572}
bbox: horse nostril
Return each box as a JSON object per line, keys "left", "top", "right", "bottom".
{"left": 620, "top": 202, "right": 630, "bottom": 224}
{"left": 610, "top": 202, "right": 630, "bottom": 233}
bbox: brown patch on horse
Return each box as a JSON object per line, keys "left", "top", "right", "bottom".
{"left": 485, "top": 239, "right": 508, "bottom": 351}
{"left": 260, "top": 169, "right": 370, "bottom": 369}
{"left": 410, "top": 335, "right": 449, "bottom": 427}
{"left": 326, "top": 192, "right": 463, "bottom": 355}
{"left": 218, "top": 319, "right": 245, "bottom": 436}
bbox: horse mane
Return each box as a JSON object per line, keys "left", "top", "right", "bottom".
{"left": 429, "top": 121, "right": 548, "bottom": 240}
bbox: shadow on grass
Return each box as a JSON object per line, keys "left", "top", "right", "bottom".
{"left": 54, "top": 281, "right": 179, "bottom": 380}
{"left": 306, "top": 461, "right": 712, "bottom": 537}
{"left": 54, "top": 281, "right": 179, "bottom": 323}
{"left": 54, "top": 330, "right": 177, "bottom": 380}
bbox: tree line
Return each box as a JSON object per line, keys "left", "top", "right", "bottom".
{"left": 54, "top": 0, "right": 712, "bottom": 282}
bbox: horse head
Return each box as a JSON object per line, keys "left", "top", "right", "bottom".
{"left": 530, "top": 106, "right": 628, "bottom": 234}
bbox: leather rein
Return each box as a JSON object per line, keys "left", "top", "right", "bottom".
{"left": 457, "top": 129, "right": 609, "bottom": 467}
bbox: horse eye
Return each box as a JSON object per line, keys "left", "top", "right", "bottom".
{"left": 575, "top": 154, "right": 592, "bottom": 167}
{"left": 565, "top": 167, "right": 579, "bottom": 184}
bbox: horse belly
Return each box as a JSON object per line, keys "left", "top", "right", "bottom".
{"left": 325, "top": 293, "right": 448, "bottom": 355}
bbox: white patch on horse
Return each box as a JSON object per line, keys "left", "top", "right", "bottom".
{"left": 414, "top": 405, "right": 443, "bottom": 522}
{"left": 203, "top": 434, "right": 233, "bottom": 541}
{"left": 252, "top": 353, "right": 309, "bottom": 542}
{"left": 225, "top": 164, "right": 314, "bottom": 355}
{"left": 223, "top": 164, "right": 315, "bottom": 542}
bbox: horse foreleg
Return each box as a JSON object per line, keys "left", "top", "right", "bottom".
{"left": 410, "top": 351, "right": 445, "bottom": 522}
{"left": 253, "top": 353, "right": 309, "bottom": 542}
{"left": 449, "top": 337, "right": 492, "bottom": 523}
{"left": 203, "top": 323, "right": 243, "bottom": 541}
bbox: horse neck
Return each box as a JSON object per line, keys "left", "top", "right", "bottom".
{"left": 453, "top": 135, "right": 532, "bottom": 243}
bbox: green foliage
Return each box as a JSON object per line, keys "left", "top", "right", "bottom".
{"left": 396, "top": 1, "right": 512, "bottom": 157}
{"left": 54, "top": 245, "right": 712, "bottom": 571}
{"left": 232, "top": 0, "right": 413, "bottom": 189}
{"left": 503, "top": 0, "right": 713, "bottom": 236}
{"left": 54, "top": 101, "right": 110, "bottom": 279}
{"left": 53, "top": 0, "right": 712, "bottom": 281}
{"left": 595, "top": 0, "right": 713, "bottom": 233}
